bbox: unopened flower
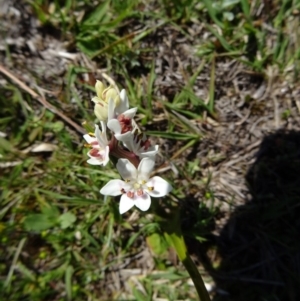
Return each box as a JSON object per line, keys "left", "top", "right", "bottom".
{"left": 83, "top": 122, "right": 110, "bottom": 166}
{"left": 100, "top": 158, "right": 172, "bottom": 214}
{"left": 92, "top": 80, "right": 121, "bottom": 121}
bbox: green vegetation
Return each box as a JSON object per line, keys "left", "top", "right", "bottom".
{"left": 1, "top": 0, "right": 300, "bottom": 300}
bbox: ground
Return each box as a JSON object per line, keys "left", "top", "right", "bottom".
{"left": 1, "top": 0, "right": 300, "bottom": 300}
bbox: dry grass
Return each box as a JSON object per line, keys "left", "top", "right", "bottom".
{"left": 1, "top": 0, "right": 300, "bottom": 300}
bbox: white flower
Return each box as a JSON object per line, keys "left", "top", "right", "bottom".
{"left": 100, "top": 157, "right": 172, "bottom": 214}
{"left": 107, "top": 96, "right": 137, "bottom": 142}
{"left": 83, "top": 122, "right": 110, "bottom": 166}
{"left": 125, "top": 134, "right": 159, "bottom": 158}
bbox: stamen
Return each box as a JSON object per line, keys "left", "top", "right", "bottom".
{"left": 121, "top": 188, "right": 126, "bottom": 194}
{"left": 118, "top": 114, "right": 133, "bottom": 133}
{"left": 88, "top": 132, "right": 95, "bottom": 137}
{"left": 148, "top": 186, "right": 154, "bottom": 191}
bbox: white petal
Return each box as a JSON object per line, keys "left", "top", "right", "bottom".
{"left": 146, "top": 176, "right": 172, "bottom": 197}
{"left": 138, "top": 157, "right": 155, "bottom": 181}
{"left": 134, "top": 193, "right": 151, "bottom": 211}
{"left": 107, "top": 119, "right": 121, "bottom": 134}
{"left": 122, "top": 135, "right": 137, "bottom": 152}
{"left": 102, "top": 146, "right": 110, "bottom": 166}
{"left": 139, "top": 145, "right": 159, "bottom": 158}
{"left": 119, "top": 194, "right": 135, "bottom": 214}
{"left": 83, "top": 134, "right": 95, "bottom": 144}
{"left": 95, "top": 123, "right": 108, "bottom": 146}
{"left": 94, "top": 124, "right": 102, "bottom": 140}
{"left": 117, "top": 89, "right": 129, "bottom": 114}
{"left": 116, "top": 159, "right": 137, "bottom": 180}
{"left": 100, "top": 121, "right": 107, "bottom": 132}
{"left": 100, "top": 179, "right": 124, "bottom": 196}
{"left": 87, "top": 158, "right": 105, "bottom": 165}
{"left": 108, "top": 97, "right": 115, "bottom": 120}
{"left": 115, "top": 131, "right": 133, "bottom": 142}
{"left": 123, "top": 107, "right": 137, "bottom": 119}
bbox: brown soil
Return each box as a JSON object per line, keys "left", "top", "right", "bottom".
{"left": 1, "top": 1, "right": 300, "bottom": 300}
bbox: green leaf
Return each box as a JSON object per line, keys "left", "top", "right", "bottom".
{"left": 82, "top": 0, "right": 111, "bottom": 25}
{"left": 132, "top": 287, "right": 149, "bottom": 301}
{"left": 15, "top": 262, "right": 36, "bottom": 281}
{"left": 37, "top": 189, "right": 100, "bottom": 205}
{"left": 240, "top": 0, "right": 251, "bottom": 20}
{"left": 206, "top": 24, "right": 233, "bottom": 52}
{"left": 150, "top": 270, "right": 188, "bottom": 280}
{"left": 0, "top": 137, "right": 14, "bottom": 153}
{"left": 45, "top": 121, "right": 65, "bottom": 132}
{"left": 58, "top": 212, "right": 77, "bottom": 229}
{"left": 23, "top": 214, "right": 57, "bottom": 231}
{"left": 24, "top": 206, "right": 60, "bottom": 231}
{"left": 145, "top": 131, "right": 199, "bottom": 140}
{"left": 146, "top": 233, "right": 168, "bottom": 255}
{"left": 41, "top": 205, "right": 60, "bottom": 217}
{"left": 65, "top": 265, "right": 74, "bottom": 301}
{"left": 222, "top": 0, "right": 240, "bottom": 9}
{"left": 203, "top": 0, "right": 224, "bottom": 29}
{"left": 29, "top": 1, "right": 48, "bottom": 24}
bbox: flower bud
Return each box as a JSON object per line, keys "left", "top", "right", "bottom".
{"left": 92, "top": 98, "right": 108, "bottom": 121}
{"left": 105, "top": 86, "right": 120, "bottom": 107}
{"left": 91, "top": 81, "right": 121, "bottom": 121}
{"left": 95, "top": 80, "right": 105, "bottom": 99}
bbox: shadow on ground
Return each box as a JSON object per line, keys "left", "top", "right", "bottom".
{"left": 211, "top": 130, "right": 300, "bottom": 301}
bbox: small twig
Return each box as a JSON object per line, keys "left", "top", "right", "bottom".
{"left": 0, "top": 64, "right": 85, "bottom": 135}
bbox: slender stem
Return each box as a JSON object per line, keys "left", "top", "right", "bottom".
{"left": 164, "top": 231, "right": 211, "bottom": 301}
{"left": 159, "top": 205, "right": 211, "bottom": 301}
{"left": 109, "top": 135, "right": 140, "bottom": 167}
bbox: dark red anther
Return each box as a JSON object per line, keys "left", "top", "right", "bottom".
{"left": 118, "top": 114, "right": 133, "bottom": 134}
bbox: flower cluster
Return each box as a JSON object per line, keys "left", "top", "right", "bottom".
{"left": 84, "top": 80, "right": 172, "bottom": 214}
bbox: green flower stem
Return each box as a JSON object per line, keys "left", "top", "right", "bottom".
{"left": 164, "top": 231, "right": 211, "bottom": 301}
{"left": 158, "top": 204, "right": 211, "bottom": 301}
